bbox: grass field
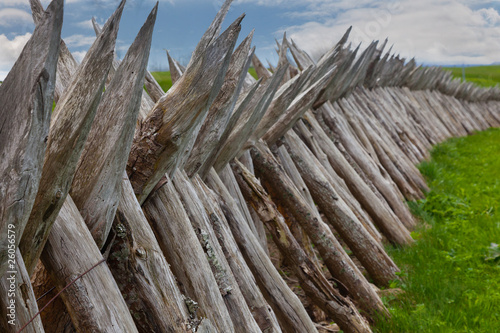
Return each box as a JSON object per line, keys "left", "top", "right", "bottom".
{"left": 375, "top": 128, "right": 500, "bottom": 332}
{"left": 442, "top": 65, "right": 500, "bottom": 87}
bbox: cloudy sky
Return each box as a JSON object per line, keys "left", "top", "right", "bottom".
{"left": 1, "top": 0, "right": 500, "bottom": 80}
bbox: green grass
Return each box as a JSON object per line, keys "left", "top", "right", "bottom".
{"left": 150, "top": 71, "right": 172, "bottom": 91}
{"left": 375, "top": 128, "right": 500, "bottom": 332}
{"left": 442, "top": 65, "right": 500, "bottom": 88}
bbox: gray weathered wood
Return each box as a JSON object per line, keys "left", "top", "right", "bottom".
{"left": 0, "top": 0, "right": 63, "bottom": 276}
{"left": 283, "top": 131, "right": 399, "bottom": 286}
{"left": 41, "top": 195, "right": 139, "bottom": 332}
{"left": 173, "top": 171, "right": 263, "bottom": 333}
{"left": 232, "top": 160, "right": 372, "bottom": 333}
{"left": 142, "top": 179, "right": 236, "bottom": 333}
{"left": 206, "top": 169, "right": 318, "bottom": 333}
{"left": 21, "top": 0, "right": 125, "bottom": 275}
{"left": 0, "top": 249, "right": 44, "bottom": 332}
{"left": 128, "top": 12, "right": 243, "bottom": 203}
{"left": 192, "top": 175, "right": 283, "bottom": 333}
{"left": 71, "top": 4, "right": 157, "bottom": 248}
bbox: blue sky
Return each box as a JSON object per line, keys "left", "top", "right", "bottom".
{"left": 2, "top": 0, "right": 500, "bottom": 80}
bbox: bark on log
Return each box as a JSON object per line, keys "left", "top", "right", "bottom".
{"left": 21, "top": 0, "right": 125, "bottom": 275}
{"left": 109, "top": 173, "right": 194, "bottom": 332}
{"left": 0, "top": 0, "right": 62, "bottom": 276}
{"left": 283, "top": 131, "right": 399, "bottom": 286}
{"left": 206, "top": 169, "right": 318, "bottom": 333}
{"left": 232, "top": 160, "right": 372, "bottom": 333}
{"left": 250, "top": 142, "right": 388, "bottom": 318}
{"left": 40, "top": 195, "right": 139, "bottom": 332}
{"left": 142, "top": 180, "right": 236, "bottom": 332}
{"left": 173, "top": 171, "right": 263, "bottom": 332}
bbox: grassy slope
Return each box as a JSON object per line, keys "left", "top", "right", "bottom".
{"left": 442, "top": 65, "right": 500, "bottom": 87}
{"left": 375, "top": 128, "right": 500, "bottom": 332}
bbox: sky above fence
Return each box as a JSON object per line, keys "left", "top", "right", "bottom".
{"left": 1, "top": 0, "right": 500, "bottom": 80}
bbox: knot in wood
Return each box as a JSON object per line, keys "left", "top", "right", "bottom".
{"left": 135, "top": 247, "right": 146, "bottom": 258}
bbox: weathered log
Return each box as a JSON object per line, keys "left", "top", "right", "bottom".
{"left": 40, "top": 195, "right": 139, "bottom": 332}
{"left": 191, "top": 175, "right": 282, "bottom": 332}
{"left": 0, "top": 0, "right": 62, "bottom": 276}
{"left": 293, "top": 120, "right": 383, "bottom": 243}
{"left": 186, "top": 31, "right": 255, "bottom": 177}
{"left": 250, "top": 142, "right": 388, "bottom": 318}
{"left": 213, "top": 64, "right": 288, "bottom": 172}
{"left": 321, "top": 102, "right": 417, "bottom": 230}
{"left": 283, "top": 131, "right": 399, "bottom": 286}
{"left": 144, "top": 71, "right": 165, "bottom": 103}
{"left": 70, "top": 4, "right": 157, "bottom": 248}
{"left": 206, "top": 169, "right": 318, "bottom": 333}
{"left": 218, "top": 165, "right": 266, "bottom": 250}
{"left": 21, "top": 0, "right": 125, "bottom": 275}
{"left": 238, "top": 151, "right": 269, "bottom": 253}
{"left": 173, "top": 171, "right": 262, "bottom": 332}
{"left": 109, "top": 173, "right": 194, "bottom": 332}
{"left": 198, "top": 78, "right": 262, "bottom": 178}
{"left": 0, "top": 249, "right": 44, "bottom": 332}
{"left": 262, "top": 67, "right": 336, "bottom": 145}
{"left": 128, "top": 11, "right": 242, "bottom": 203}
{"left": 232, "top": 160, "right": 372, "bottom": 333}
{"left": 30, "top": 0, "right": 78, "bottom": 105}
{"left": 167, "top": 51, "right": 185, "bottom": 85}
{"left": 142, "top": 180, "right": 236, "bottom": 332}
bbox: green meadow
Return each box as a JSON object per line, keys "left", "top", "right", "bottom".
{"left": 375, "top": 128, "right": 500, "bottom": 332}
{"left": 442, "top": 65, "right": 500, "bottom": 87}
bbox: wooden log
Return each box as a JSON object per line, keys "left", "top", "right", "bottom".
{"left": 218, "top": 165, "right": 265, "bottom": 251}
{"left": 238, "top": 151, "right": 269, "bottom": 253}
{"left": 128, "top": 12, "right": 243, "bottom": 203}
{"left": 167, "top": 50, "right": 185, "bottom": 85}
{"left": 262, "top": 67, "right": 335, "bottom": 145}
{"left": 197, "top": 78, "right": 262, "bottom": 179}
{"left": 250, "top": 142, "right": 388, "bottom": 318}
{"left": 109, "top": 173, "right": 195, "bottom": 332}
{"left": 252, "top": 54, "right": 272, "bottom": 80}
{"left": 283, "top": 131, "right": 399, "bottom": 286}
{"left": 144, "top": 71, "right": 165, "bottom": 103}
{"left": 142, "top": 180, "right": 236, "bottom": 332}
{"left": 29, "top": 0, "right": 78, "bottom": 105}
{"left": 40, "top": 195, "right": 139, "bottom": 332}
{"left": 306, "top": 105, "right": 413, "bottom": 247}
{"left": 186, "top": 31, "right": 255, "bottom": 177}
{"left": 70, "top": 5, "right": 157, "bottom": 248}
{"left": 206, "top": 169, "right": 318, "bottom": 333}
{"left": 212, "top": 64, "right": 288, "bottom": 172}
{"left": 20, "top": 0, "right": 125, "bottom": 275}
{"left": 0, "top": 0, "right": 62, "bottom": 276}
{"left": 173, "top": 171, "right": 262, "bottom": 332}
{"left": 191, "top": 176, "right": 283, "bottom": 332}
{"left": 232, "top": 160, "right": 372, "bottom": 333}
{"left": 293, "top": 121, "right": 383, "bottom": 243}
{"left": 321, "top": 102, "right": 417, "bottom": 230}
{"left": 0, "top": 249, "right": 44, "bottom": 332}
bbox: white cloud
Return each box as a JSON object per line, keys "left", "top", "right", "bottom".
{"left": 72, "top": 50, "right": 87, "bottom": 63}
{"left": 75, "top": 19, "right": 94, "bottom": 30}
{"left": 63, "top": 34, "right": 96, "bottom": 47}
{"left": 0, "top": 8, "right": 32, "bottom": 26}
{"left": 281, "top": 0, "right": 500, "bottom": 65}
{"left": 0, "top": 32, "right": 31, "bottom": 81}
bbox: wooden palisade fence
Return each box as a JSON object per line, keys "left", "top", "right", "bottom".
{"left": 1, "top": 0, "right": 499, "bottom": 332}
